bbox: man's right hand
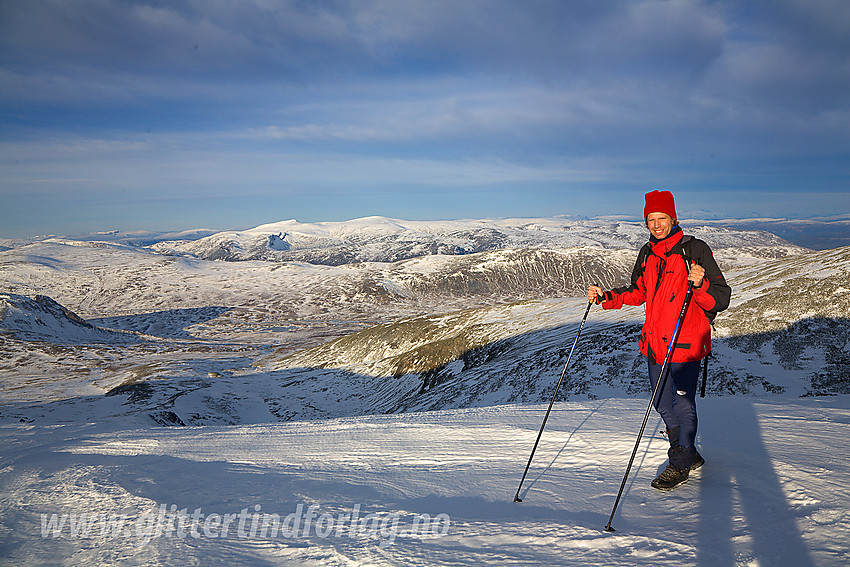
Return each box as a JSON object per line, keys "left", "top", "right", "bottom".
{"left": 587, "top": 285, "right": 604, "bottom": 304}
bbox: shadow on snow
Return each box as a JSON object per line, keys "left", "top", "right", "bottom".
{"left": 90, "top": 306, "right": 232, "bottom": 339}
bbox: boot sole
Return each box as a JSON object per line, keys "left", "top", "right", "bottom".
{"left": 652, "top": 478, "right": 689, "bottom": 491}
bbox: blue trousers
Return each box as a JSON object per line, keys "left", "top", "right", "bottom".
{"left": 647, "top": 357, "right": 701, "bottom": 449}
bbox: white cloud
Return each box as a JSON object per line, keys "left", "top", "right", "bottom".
{"left": 1, "top": 0, "right": 847, "bottom": 236}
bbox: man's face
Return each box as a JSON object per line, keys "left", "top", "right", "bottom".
{"left": 646, "top": 212, "right": 674, "bottom": 240}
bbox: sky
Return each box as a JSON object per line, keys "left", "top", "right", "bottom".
{"left": 1, "top": 0, "right": 849, "bottom": 238}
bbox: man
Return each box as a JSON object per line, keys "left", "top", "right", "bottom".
{"left": 588, "top": 190, "right": 731, "bottom": 490}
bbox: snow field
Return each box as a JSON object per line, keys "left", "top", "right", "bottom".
{"left": 2, "top": 397, "right": 848, "bottom": 566}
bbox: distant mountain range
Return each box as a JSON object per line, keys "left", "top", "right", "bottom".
{"left": 7, "top": 213, "right": 846, "bottom": 252}
{"left": 150, "top": 216, "right": 798, "bottom": 264}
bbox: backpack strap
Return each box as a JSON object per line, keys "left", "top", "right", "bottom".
{"left": 636, "top": 243, "right": 652, "bottom": 278}
{"left": 678, "top": 235, "right": 721, "bottom": 324}
{"left": 681, "top": 236, "right": 693, "bottom": 271}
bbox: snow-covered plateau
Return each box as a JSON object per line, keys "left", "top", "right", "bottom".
{"left": 1, "top": 216, "right": 848, "bottom": 566}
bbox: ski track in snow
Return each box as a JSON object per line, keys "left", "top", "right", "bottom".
{"left": 1, "top": 399, "right": 849, "bottom": 566}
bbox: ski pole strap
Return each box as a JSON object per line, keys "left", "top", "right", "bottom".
{"left": 700, "top": 352, "right": 709, "bottom": 398}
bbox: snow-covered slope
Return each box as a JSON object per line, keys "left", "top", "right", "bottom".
{"left": 1, "top": 398, "right": 847, "bottom": 566}
{"left": 0, "top": 238, "right": 640, "bottom": 365}
{"left": 0, "top": 293, "right": 132, "bottom": 343}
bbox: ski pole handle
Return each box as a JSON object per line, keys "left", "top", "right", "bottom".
{"left": 588, "top": 283, "right": 604, "bottom": 305}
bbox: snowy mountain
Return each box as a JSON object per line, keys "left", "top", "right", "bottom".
{"left": 1, "top": 215, "right": 849, "bottom": 565}
{"left": 149, "top": 216, "right": 798, "bottom": 264}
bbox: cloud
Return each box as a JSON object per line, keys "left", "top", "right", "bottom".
{"left": 1, "top": 0, "right": 848, "bottom": 236}
{"left": 4, "top": 1, "right": 847, "bottom": 121}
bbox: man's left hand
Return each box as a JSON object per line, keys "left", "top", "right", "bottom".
{"left": 688, "top": 264, "right": 705, "bottom": 287}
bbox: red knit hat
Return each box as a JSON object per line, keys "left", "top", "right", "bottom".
{"left": 644, "top": 190, "right": 677, "bottom": 221}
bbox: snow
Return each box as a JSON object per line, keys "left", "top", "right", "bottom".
{"left": 2, "top": 216, "right": 849, "bottom": 565}
{"left": 2, "top": 398, "right": 848, "bottom": 565}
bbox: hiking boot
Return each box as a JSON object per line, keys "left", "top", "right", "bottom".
{"left": 651, "top": 464, "right": 690, "bottom": 491}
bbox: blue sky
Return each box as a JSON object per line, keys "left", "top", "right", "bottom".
{"left": 1, "top": 0, "right": 849, "bottom": 237}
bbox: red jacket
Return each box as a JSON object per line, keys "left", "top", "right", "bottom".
{"left": 600, "top": 228, "right": 731, "bottom": 364}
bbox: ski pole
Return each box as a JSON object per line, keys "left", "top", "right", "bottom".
{"left": 604, "top": 282, "right": 694, "bottom": 532}
{"left": 514, "top": 298, "right": 593, "bottom": 503}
